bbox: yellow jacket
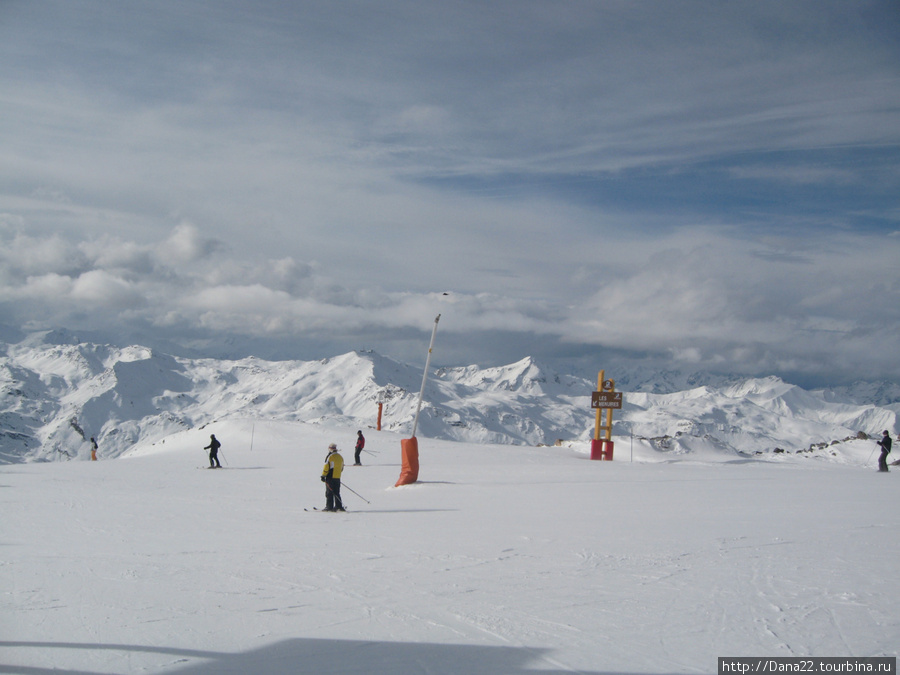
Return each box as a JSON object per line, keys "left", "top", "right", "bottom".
{"left": 322, "top": 451, "right": 344, "bottom": 480}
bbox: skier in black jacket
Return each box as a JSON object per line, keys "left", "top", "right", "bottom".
{"left": 205, "top": 434, "right": 222, "bottom": 468}
{"left": 876, "top": 430, "right": 892, "bottom": 473}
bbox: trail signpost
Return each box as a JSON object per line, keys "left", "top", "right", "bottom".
{"left": 591, "top": 372, "right": 620, "bottom": 460}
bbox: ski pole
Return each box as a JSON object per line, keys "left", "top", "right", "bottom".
{"left": 219, "top": 450, "right": 228, "bottom": 466}
{"left": 323, "top": 480, "right": 344, "bottom": 508}
{"left": 865, "top": 445, "right": 878, "bottom": 467}
{"left": 340, "top": 481, "right": 370, "bottom": 504}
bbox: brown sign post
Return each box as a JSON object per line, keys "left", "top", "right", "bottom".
{"left": 591, "top": 391, "right": 623, "bottom": 409}
{"left": 591, "top": 373, "right": 620, "bottom": 460}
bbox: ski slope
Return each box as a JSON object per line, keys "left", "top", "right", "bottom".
{"left": 2, "top": 419, "right": 898, "bottom": 674}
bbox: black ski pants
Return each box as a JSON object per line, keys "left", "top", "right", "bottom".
{"left": 325, "top": 478, "right": 343, "bottom": 510}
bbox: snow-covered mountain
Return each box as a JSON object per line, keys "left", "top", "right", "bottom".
{"left": 1, "top": 331, "right": 897, "bottom": 463}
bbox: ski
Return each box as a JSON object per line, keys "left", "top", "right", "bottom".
{"left": 304, "top": 507, "right": 348, "bottom": 512}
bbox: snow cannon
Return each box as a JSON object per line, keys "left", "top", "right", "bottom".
{"left": 395, "top": 314, "right": 440, "bottom": 488}
{"left": 396, "top": 437, "right": 419, "bottom": 486}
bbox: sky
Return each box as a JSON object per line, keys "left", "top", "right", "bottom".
{"left": 1, "top": 0, "right": 899, "bottom": 387}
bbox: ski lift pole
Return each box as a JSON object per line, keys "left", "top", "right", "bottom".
{"left": 411, "top": 314, "right": 441, "bottom": 439}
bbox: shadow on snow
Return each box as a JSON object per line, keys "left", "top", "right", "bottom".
{"left": 0, "top": 639, "right": 679, "bottom": 675}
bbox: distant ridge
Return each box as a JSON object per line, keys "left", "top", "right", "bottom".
{"left": 0, "top": 331, "right": 897, "bottom": 463}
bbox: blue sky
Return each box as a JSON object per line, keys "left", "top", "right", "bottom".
{"left": 1, "top": 0, "right": 899, "bottom": 386}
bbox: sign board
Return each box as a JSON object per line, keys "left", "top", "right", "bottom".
{"left": 591, "top": 391, "right": 623, "bottom": 409}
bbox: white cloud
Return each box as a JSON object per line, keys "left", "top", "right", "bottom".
{"left": 70, "top": 270, "right": 145, "bottom": 309}
{"left": 157, "top": 223, "right": 223, "bottom": 266}
{"left": 0, "top": 230, "right": 87, "bottom": 277}
{"left": 18, "top": 273, "right": 74, "bottom": 301}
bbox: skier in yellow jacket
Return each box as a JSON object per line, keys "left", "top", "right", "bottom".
{"left": 321, "top": 443, "right": 345, "bottom": 511}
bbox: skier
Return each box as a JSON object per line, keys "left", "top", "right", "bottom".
{"left": 354, "top": 430, "right": 365, "bottom": 466}
{"left": 876, "top": 430, "right": 892, "bottom": 473}
{"left": 205, "top": 434, "right": 222, "bottom": 468}
{"left": 321, "top": 443, "right": 344, "bottom": 511}
{"left": 90, "top": 437, "right": 98, "bottom": 461}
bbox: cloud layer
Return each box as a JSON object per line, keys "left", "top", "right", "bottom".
{"left": 2, "top": 221, "right": 898, "bottom": 384}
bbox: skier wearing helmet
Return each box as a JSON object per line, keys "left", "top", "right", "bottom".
{"left": 320, "top": 443, "right": 345, "bottom": 511}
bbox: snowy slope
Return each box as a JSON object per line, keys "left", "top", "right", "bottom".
{"left": 1, "top": 332, "right": 897, "bottom": 464}
{"left": 1, "top": 419, "right": 898, "bottom": 674}
{"left": 626, "top": 377, "right": 895, "bottom": 458}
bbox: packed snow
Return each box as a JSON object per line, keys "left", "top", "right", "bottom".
{"left": 2, "top": 418, "right": 898, "bottom": 674}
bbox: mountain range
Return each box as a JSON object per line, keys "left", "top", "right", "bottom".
{"left": 1, "top": 330, "right": 898, "bottom": 463}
